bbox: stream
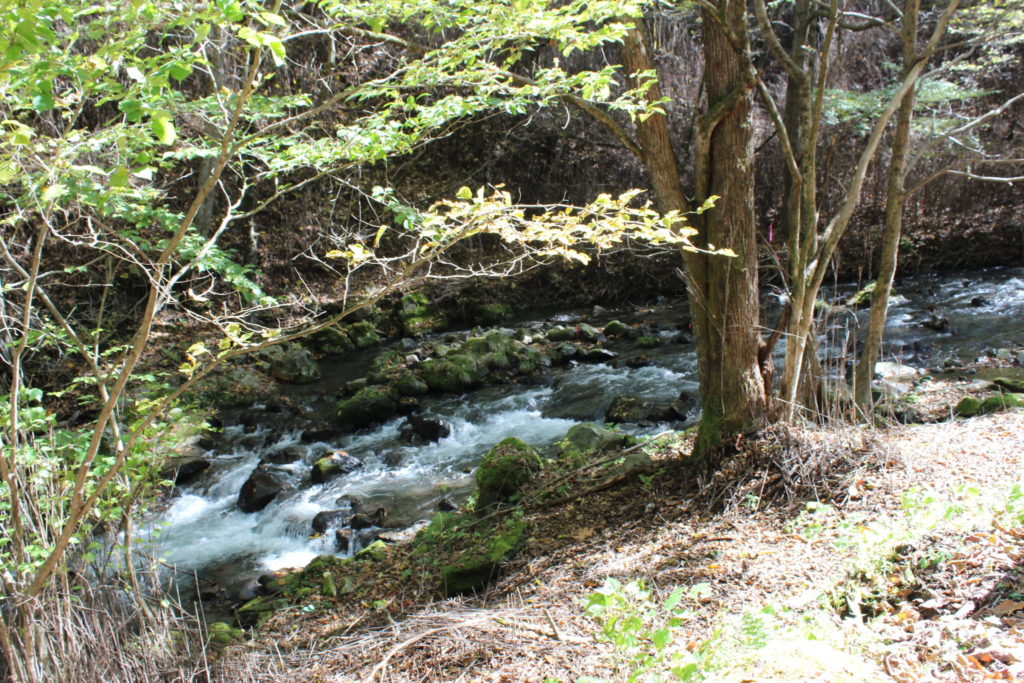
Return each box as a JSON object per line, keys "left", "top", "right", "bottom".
{"left": 142, "top": 266, "right": 1024, "bottom": 598}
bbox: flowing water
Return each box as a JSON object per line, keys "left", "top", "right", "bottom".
{"left": 143, "top": 266, "right": 1024, "bottom": 596}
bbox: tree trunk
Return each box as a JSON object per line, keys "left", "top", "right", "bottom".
{"left": 855, "top": 1, "right": 921, "bottom": 410}
{"left": 621, "top": 12, "right": 767, "bottom": 462}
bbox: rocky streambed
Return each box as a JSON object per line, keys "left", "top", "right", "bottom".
{"left": 145, "top": 266, "right": 1024, "bottom": 602}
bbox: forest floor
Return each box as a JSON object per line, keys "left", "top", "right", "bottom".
{"left": 214, "top": 379, "right": 1024, "bottom": 683}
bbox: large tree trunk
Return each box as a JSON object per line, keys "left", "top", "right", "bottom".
{"left": 622, "top": 12, "right": 767, "bottom": 463}
{"left": 693, "top": 1, "right": 767, "bottom": 458}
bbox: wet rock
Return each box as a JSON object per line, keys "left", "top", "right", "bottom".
{"left": 996, "top": 348, "right": 1015, "bottom": 361}
{"left": 311, "top": 450, "right": 362, "bottom": 484}
{"left": 301, "top": 425, "right": 344, "bottom": 443}
{"left": 635, "top": 335, "right": 661, "bottom": 349}
{"left": 969, "top": 296, "right": 991, "bottom": 307}
{"left": 549, "top": 343, "right": 579, "bottom": 364}
{"left": 576, "top": 323, "right": 603, "bottom": 343}
{"left": 237, "top": 578, "right": 264, "bottom": 602}
{"left": 336, "top": 386, "right": 397, "bottom": 427}
{"left": 334, "top": 529, "right": 351, "bottom": 552}
{"left": 260, "top": 445, "right": 306, "bottom": 465}
{"left": 312, "top": 508, "right": 351, "bottom": 534}
{"left": 269, "top": 344, "right": 320, "bottom": 384}
{"left": 397, "top": 396, "right": 421, "bottom": 414}
{"left": 401, "top": 415, "right": 451, "bottom": 443}
{"left": 670, "top": 392, "right": 693, "bottom": 420}
{"left": 350, "top": 507, "right": 388, "bottom": 529}
{"left": 625, "top": 356, "right": 652, "bottom": 368}
{"left": 606, "top": 396, "right": 654, "bottom": 424}
{"left": 437, "top": 497, "right": 458, "bottom": 512}
{"left": 164, "top": 458, "right": 210, "bottom": 486}
{"left": 238, "top": 466, "right": 291, "bottom": 513}
{"left": 475, "top": 437, "right": 542, "bottom": 511}
{"left": 579, "top": 348, "right": 617, "bottom": 364}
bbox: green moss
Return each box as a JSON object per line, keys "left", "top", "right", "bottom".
{"left": 558, "top": 422, "right": 627, "bottom": 463}
{"left": 399, "top": 292, "right": 446, "bottom": 336}
{"left": 347, "top": 321, "right": 382, "bottom": 349}
{"left": 235, "top": 595, "right": 289, "bottom": 627}
{"left": 440, "top": 517, "right": 527, "bottom": 596}
{"left": 421, "top": 354, "right": 481, "bottom": 393}
{"left": 392, "top": 373, "right": 429, "bottom": 396}
{"left": 992, "top": 377, "right": 1024, "bottom": 393}
{"left": 635, "top": 335, "right": 660, "bottom": 349}
{"left": 356, "top": 539, "right": 389, "bottom": 561}
{"left": 954, "top": 396, "right": 982, "bottom": 417}
{"left": 516, "top": 346, "right": 548, "bottom": 374}
{"left": 208, "top": 622, "right": 244, "bottom": 645}
{"left": 603, "top": 320, "right": 631, "bottom": 337}
{"left": 847, "top": 282, "right": 877, "bottom": 308}
{"left": 475, "top": 437, "right": 541, "bottom": 511}
{"left": 576, "top": 323, "right": 601, "bottom": 343}
{"left": 980, "top": 393, "right": 1024, "bottom": 414}
{"left": 474, "top": 302, "right": 513, "bottom": 325}
{"left": 336, "top": 386, "right": 397, "bottom": 426}
{"left": 546, "top": 326, "right": 575, "bottom": 342}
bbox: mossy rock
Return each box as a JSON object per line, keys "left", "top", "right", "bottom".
{"left": 440, "top": 518, "right": 527, "bottom": 596}
{"left": 847, "top": 282, "right": 892, "bottom": 309}
{"left": 635, "top": 335, "right": 661, "bottom": 349}
{"left": 348, "top": 321, "right": 382, "bottom": 349}
{"left": 392, "top": 373, "right": 429, "bottom": 396}
{"left": 208, "top": 621, "right": 244, "bottom": 645}
{"left": 980, "top": 393, "right": 1024, "bottom": 414}
{"left": 236, "top": 595, "right": 289, "bottom": 627}
{"left": 516, "top": 347, "right": 549, "bottom": 374}
{"left": 371, "top": 349, "right": 406, "bottom": 372}
{"left": 576, "top": 323, "right": 601, "bottom": 343}
{"left": 309, "top": 325, "right": 355, "bottom": 355}
{"left": 356, "top": 539, "right": 389, "bottom": 561}
{"left": 336, "top": 386, "right": 397, "bottom": 427}
{"left": 559, "top": 422, "right": 627, "bottom": 461}
{"left": 269, "top": 344, "right": 321, "bottom": 384}
{"left": 954, "top": 396, "right": 982, "bottom": 417}
{"left": 474, "top": 302, "right": 513, "bottom": 325}
{"left": 311, "top": 451, "right": 362, "bottom": 484}
{"left": 422, "top": 354, "right": 481, "bottom": 393}
{"left": 546, "top": 326, "right": 576, "bottom": 342}
{"left": 992, "top": 377, "right": 1024, "bottom": 393}
{"left": 399, "top": 293, "right": 447, "bottom": 336}
{"left": 603, "top": 320, "right": 632, "bottom": 338}
{"left": 475, "top": 437, "right": 542, "bottom": 511}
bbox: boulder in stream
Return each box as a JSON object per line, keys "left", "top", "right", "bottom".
{"left": 421, "top": 354, "right": 481, "bottom": 393}
{"left": 336, "top": 386, "right": 397, "bottom": 427}
{"left": 606, "top": 396, "right": 654, "bottom": 424}
{"left": 401, "top": 415, "right": 451, "bottom": 443}
{"left": 163, "top": 458, "right": 210, "bottom": 486}
{"left": 311, "top": 450, "right": 362, "bottom": 484}
{"left": 311, "top": 508, "right": 351, "bottom": 534}
{"left": 238, "top": 465, "right": 291, "bottom": 513}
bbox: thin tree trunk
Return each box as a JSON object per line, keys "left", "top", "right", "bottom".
{"left": 855, "top": 1, "right": 921, "bottom": 410}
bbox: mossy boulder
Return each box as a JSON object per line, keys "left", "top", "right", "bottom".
{"left": 603, "top": 320, "right": 633, "bottom": 338}
{"left": 269, "top": 344, "right": 320, "bottom": 384}
{"left": 546, "top": 326, "right": 576, "bottom": 342}
{"left": 308, "top": 325, "right": 355, "bottom": 355}
{"left": 208, "top": 622, "right": 244, "bottom": 646}
{"left": 336, "top": 386, "right": 397, "bottom": 427}
{"left": 235, "top": 595, "right": 289, "bottom": 627}
{"left": 954, "top": 396, "right": 983, "bottom": 417}
{"left": 474, "top": 302, "right": 514, "bottom": 325}
{"left": 847, "top": 282, "right": 877, "bottom": 308}
{"left": 475, "top": 437, "right": 542, "bottom": 510}
{"left": 992, "top": 377, "right": 1024, "bottom": 393}
{"left": 516, "top": 346, "right": 550, "bottom": 374}
{"left": 392, "top": 373, "right": 429, "bottom": 397}
{"left": 347, "top": 321, "right": 382, "bottom": 349}
{"left": 311, "top": 450, "right": 362, "bottom": 484}
{"left": 355, "top": 539, "right": 389, "bottom": 561}
{"left": 440, "top": 517, "right": 527, "bottom": 596}
{"left": 576, "top": 323, "right": 602, "bottom": 343}
{"left": 421, "top": 354, "right": 481, "bottom": 393}
{"left": 398, "top": 292, "right": 447, "bottom": 336}
{"left": 560, "top": 422, "right": 628, "bottom": 458}
{"left": 980, "top": 393, "right": 1024, "bottom": 414}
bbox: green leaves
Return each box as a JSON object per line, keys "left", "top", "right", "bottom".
{"left": 149, "top": 113, "right": 176, "bottom": 145}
